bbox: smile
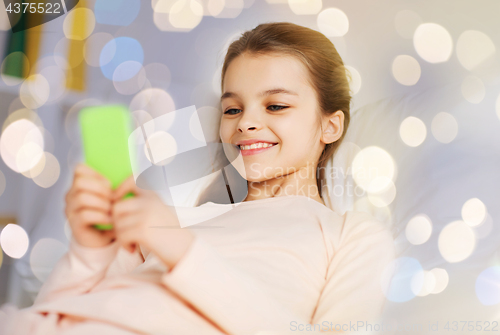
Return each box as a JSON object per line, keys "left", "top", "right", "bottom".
{"left": 237, "top": 143, "right": 277, "bottom": 156}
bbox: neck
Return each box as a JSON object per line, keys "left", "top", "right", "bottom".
{"left": 243, "top": 165, "right": 324, "bottom": 206}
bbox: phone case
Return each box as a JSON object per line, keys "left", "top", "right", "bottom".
{"left": 78, "top": 104, "right": 136, "bottom": 230}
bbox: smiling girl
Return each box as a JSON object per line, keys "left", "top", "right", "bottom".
{"left": 0, "top": 22, "right": 395, "bottom": 335}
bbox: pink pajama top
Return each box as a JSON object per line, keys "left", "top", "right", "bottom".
{"left": 12, "top": 195, "right": 395, "bottom": 334}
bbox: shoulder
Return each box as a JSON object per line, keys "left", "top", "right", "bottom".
{"left": 342, "top": 210, "right": 391, "bottom": 236}
{"left": 329, "top": 209, "right": 395, "bottom": 254}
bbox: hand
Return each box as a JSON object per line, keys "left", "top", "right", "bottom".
{"left": 65, "top": 163, "right": 116, "bottom": 248}
{"left": 111, "top": 176, "right": 195, "bottom": 270}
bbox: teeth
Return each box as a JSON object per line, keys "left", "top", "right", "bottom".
{"left": 239, "top": 142, "right": 275, "bottom": 150}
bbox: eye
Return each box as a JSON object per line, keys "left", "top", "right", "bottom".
{"left": 268, "top": 105, "right": 288, "bottom": 112}
{"left": 223, "top": 108, "right": 242, "bottom": 115}
{"left": 223, "top": 105, "right": 288, "bottom": 115}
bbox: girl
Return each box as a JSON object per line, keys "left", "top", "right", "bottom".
{"left": 0, "top": 22, "right": 395, "bottom": 335}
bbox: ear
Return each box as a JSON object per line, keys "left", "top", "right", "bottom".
{"left": 321, "top": 110, "right": 344, "bottom": 145}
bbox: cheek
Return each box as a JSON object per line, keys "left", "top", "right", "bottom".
{"left": 219, "top": 121, "right": 231, "bottom": 142}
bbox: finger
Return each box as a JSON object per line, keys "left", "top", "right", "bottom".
{"left": 75, "top": 163, "right": 112, "bottom": 186}
{"left": 70, "top": 209, "right": 112, "bottom": 228}
{"left": 114, "top": 221, "right": 138, "bottom": 253}
{"left": 67, "top": 176, "right": 113, "bottom": 203}
{"left": 67, "top": 192, "right": 113, "bottom": 217}
{"left": 111, "top": 198, "right": 141, "bottom": 221}
{"left": 112, "top": 175, "right": 140, "bottom": 200}
{"left": 113, "top": 212, "right": 140, "bottom": 233}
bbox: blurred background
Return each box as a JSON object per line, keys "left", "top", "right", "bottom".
{"left": 0, "top": 0, "right": 499, "bottom": 334}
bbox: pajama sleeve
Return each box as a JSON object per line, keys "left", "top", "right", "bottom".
{"left": 160, "top": 234, "right": 309, "bottom": 335}
{"left": 310, "top": 212, "right": 396, "bottom": 331}
{"left": 33, "top": 236, "right": 121, "bottom": 306}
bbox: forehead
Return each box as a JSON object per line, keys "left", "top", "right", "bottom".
{"left": 222, "top": 53, "right": 312, "bottom": 95}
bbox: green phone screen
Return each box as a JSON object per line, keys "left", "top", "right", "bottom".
{"left": 78, "top": 105, "right": 136, "bottom": 230}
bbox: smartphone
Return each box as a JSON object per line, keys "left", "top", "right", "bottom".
{"left": 78, "top": 104, "right": 136, "bottom": 230}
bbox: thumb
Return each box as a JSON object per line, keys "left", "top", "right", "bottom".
{"left": 113, "top": 175, "right": 141, "bottom": 200}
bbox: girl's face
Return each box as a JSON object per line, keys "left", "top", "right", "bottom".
{"left": 219, "top": 53, "right": 326, "bottom": 183}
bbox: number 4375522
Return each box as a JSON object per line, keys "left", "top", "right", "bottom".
{"left": 5, "top": 2, "right": 62, "bottom": 14}
{"left": 444, "top": 321, "right": 498, "bottom": 332}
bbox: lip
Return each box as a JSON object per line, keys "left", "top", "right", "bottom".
{"left": 234, "top": 139, "right": 278, "bottom": 146}
{"left": 238, "top": 143, "right": 278, "bottom": 156}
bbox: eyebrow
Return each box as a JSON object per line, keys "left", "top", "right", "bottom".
{"left": 220, "top": 88, "right": 299, "bottom": 102}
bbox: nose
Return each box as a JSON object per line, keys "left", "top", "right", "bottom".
{"left": 237, "top": 110, "right": 261, "bottom": 133}
{"left": 238, "top": 125, "right": 257, "bottom": 133}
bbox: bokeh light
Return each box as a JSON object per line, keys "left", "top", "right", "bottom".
{"left": 63, "top": 8, "right": 95, "bottom": 40}
{"left": 32, "top": 152, "right": 60, "bottom": 188}
{"left": 38, "top": 65, "right": 66, "bottom": 104}
{"left": 2, "top": 108, "right": 44, "bottom": 132}
{"left": 289, "top": 0, "right": 322, "bottom": 15}
{"left": 473, "top": 213, "right": 494, "bottom": 239}
{"left": 394, "top": 10, "right": 422, "bottom": 39}
{"left": 84, "top": 32, "right": 114, "bottom": 67}
{"left": 456, "top": 30, "right": 496, "bottom": 71}
{"left": 461, "top": 75, "right": 485, "bottom": 104}
{"left": 431, "top": 112, "right": 458, "bottom": 144}
{"left": 429, "top": 268, "right": 449, "bottom": 294}
{"left": 113, "top": 61, "right": 147, "bottom": 95}
{"left": 209, "top": 0, "right": 244, "bottom": 18}
{"left": 95, "top": 0, "right": 140, "bottom": 26}
{"left": 15, "top": 141, "right": 44, "bottom": 175}
{"left": 344, "top": 65, "right": 361, "bottom": 95}
{"left": 21, "top": 148, "right": 46, "bottom": 179}
{"left": 317, "top": 8, "right": 349, "bottom": 37}
{"left": 8, "top": 97, "right": 25, "bottom": 115}
{"left": 53, "top": 37, "right": 72, "bottom": 70}
{"left": 353, "top": 196, "right": 393, "bottom": 226}
{"left": 352, "top": 146, "right": 396, "bottom": 193}
{"left": 170, "top": 0, "right": 204, "bottom": 29}
{"left": 207, "top": 0, "right": 226, "bottom": 17}
{"left": 0, "top": 118, "right": 45, "bottom": 173}
{"left": 405, "top": 214, "right": 433, "bottom": 245}
{"left": 476, "top": 266, "right": 500, "bottom": 306}
{"left": 399, "top": 116, "right": 427, "bottom": 147}
{"left": 153, "top": 0, "right": 204, "bottom": 32}
{"left": 131, "top": 110, "right": 154, "bottom": 129}
{"left": 19, "top": 74, "right": 50, "bottom": 109}
{"left": 392, "top": 55, "right": 421, "bottom": 86}
{"left": 411, "top": 270, "right": 436, "bottom": 297}
{"left": 438, "top": 220, "right": 476, "bottom": 263}
{"left": 30, "top": 238, "right": 67, "bottom": 282}
{"left": 461, "top": 197, "right": 487, "bottom": 227}
{"left": 382, "top": 257, "right": 423, "bottom": 302}
{"left": 0, "top": 0, "right": 12, "bottom": 31}
{"left": 130, "top": 88, "right": 176, "bottom": 120}
{"left": 367, "top": 177, "right": 397, "bottom": 208}
{"left": 0, "top": 224, "right": 29, "bottom": 259}
{"left": 144, "top": 63, "right": 171, "bottom": 89}
{"left": 100, "top": 37, "right": 144, "bottom": 81}
{"left": 413, "top": 23, "right": 453, "bottom": 63}
{"left": 1, "top": 52, "right": 29, "bottom": 86}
